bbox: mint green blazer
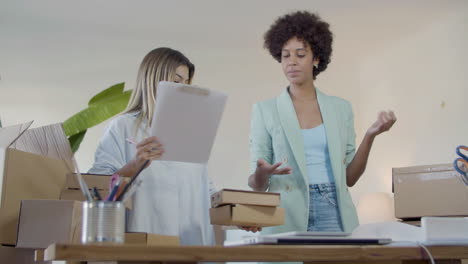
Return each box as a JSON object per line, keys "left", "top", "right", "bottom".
{"left": 250, "top": 88, "right": 359, "bottom": 233}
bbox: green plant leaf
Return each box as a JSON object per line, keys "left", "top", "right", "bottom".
{"left": 88, "top": 82, "right": 126, "bottom": 106}
{"left": 63, "top": 90, "right": 132, "bottom": 136}
{"left": 69, "top": 129, "right": 87, "bottom": 153}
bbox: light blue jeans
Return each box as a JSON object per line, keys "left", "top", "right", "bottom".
{"left": 307, "top": 183, "right": 343, "bottom": 232}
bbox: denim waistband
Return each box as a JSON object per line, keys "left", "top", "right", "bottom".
{"left": 308, "top": 182, "right": 336, "bottom": 192}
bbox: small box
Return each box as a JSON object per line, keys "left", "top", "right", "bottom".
{"left": 211, "top": 188, "right": 280, "bottom": 208}
{"left": 0, "top": 122, "right": 73, "bottom": 245}
{"left": 125, "top": 232, "right": 180, "bottom": 246}
{"left": 210, "top": 204, "right": 285, "bottom": 227}
{"left": 421, "top": 216, "right": 468, "bottom": 242}
{"left": 393, "top": 164, "right": 468, "bottom": 219}
{"left": 16, "top": 200, "right": 82, "bottom": 249}
{"left": 60, "top": 188, "right": 110, "bottom": 201}
{"left": 0, "top": 246, "right": 46, "bottom": 264}
{"left": 63, "top": 173, "right": 116, "bottom": 190}
{"left": 60, "top": 173, "right": 133, "bottom": 209}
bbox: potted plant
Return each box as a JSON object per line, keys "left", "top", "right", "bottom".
{"left": 63, "top": 82, "right": 132, "bottom": 152}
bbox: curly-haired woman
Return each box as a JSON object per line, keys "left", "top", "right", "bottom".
{"left": 247, "top": 11, "right": 397, "bottom": 234}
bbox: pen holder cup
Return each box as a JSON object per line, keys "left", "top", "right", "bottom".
{"left": 81, "top": 201, "right": 125, "bottom": 244}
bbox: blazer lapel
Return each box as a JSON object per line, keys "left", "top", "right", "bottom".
{"left": 276, "top": 89, "right": 308, "bottom": 184}
{"left": 316, "top": 89, "right": 342, "bottom": 186}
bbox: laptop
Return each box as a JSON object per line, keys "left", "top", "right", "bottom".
{"left": 224, "top": 231, "right": 392, "bottom": 246}
{"left": 262, "top": 231, "right": 351, "bottom": 237}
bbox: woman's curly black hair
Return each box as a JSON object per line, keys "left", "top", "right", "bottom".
{"left": 264, "top": 11, "right": 333, "bottom": 79}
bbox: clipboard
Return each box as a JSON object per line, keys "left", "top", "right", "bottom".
{"left": 150, "top": 81, "right": 228, "bottom": 164}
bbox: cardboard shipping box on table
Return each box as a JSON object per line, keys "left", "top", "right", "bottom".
{"left": 16, "top": 199, "right": 82, "bottom": 249}
{"left": 0, "top": 122, "right": 74, "bottom": 245}
{"left": 17, "top": 201, "right": 170, "bottom": 249}
{"left": 125, "top": 232, "right": 180, "bottom": 246}
{"left": 393, "top": 163, "right": 468, "bottom": 219}
{"left": 210, "top": 189, "right": 284, "bottom": 227}
{"left": 60, "top": 173, "right": 114, "bottom": 201}
{"left": 210, "top": 204, "right": 285, "bottom": 227}
{"left": 211, "top": 188, "right": 280, "bottom": 208}
{"left": 60, "top": 173, "right": 133, "bottom": 209}
{"left": 0, "top": 246, "right": 46, "bottom": 264}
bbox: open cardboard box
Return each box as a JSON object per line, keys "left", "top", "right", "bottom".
{"left": 393, "top": 163, "right": 468, "bottom": 219}
{"left": 0, "top": 122, "right": 74, "bottom": 245}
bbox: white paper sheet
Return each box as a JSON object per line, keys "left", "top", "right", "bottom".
{"left": 151, "top": 81, "right": 228, "bottom": 164}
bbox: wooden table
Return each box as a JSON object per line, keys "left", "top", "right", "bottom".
{"left": 38, "top": 243, "right": 468, "bottom": 264}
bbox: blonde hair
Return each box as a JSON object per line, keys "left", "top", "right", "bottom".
{"left": 124, "top": 47, "right": 195, "bottom": 131}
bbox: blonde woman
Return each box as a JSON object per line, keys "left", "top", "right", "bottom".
{"left": 89, "top": 47, "right": 215, "bottom": 245}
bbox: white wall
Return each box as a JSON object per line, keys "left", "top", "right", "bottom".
{"left": 1, "top": 0, "right": 467, "bottom": 216}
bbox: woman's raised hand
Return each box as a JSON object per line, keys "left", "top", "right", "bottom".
{"left": 366, "top": 111, "right": 397, "bottom": 137}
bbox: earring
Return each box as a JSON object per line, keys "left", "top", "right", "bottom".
{"left": 313, "top": 64, "right": 318, "bottom": 69}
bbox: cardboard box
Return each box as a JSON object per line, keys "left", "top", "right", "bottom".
{"left": 60, "top": 173, "right": 133, "bottom": 209}
{"left": 211, "top": 188, "right": 280, "bottom": 208}
{"left": 0, "top": 122, "right": 73, "bottom": 245}
{"left": 64, "top": 173, "right": 116, "bottom": 190}
{"left": 60, "top": 188, "right": 110, "bottom": 201}
{"left": 0, "top": 246, "right": 46, "bottom": 264}
{"left": 210, "top": 204, "right": 285, "bottom": 227}
{"left": 393, "top": 163, "right": 468, "bottom": 219}
{"left": 125, "top": 232, "right": 180, "bottom": 246}
{"left": 16, "top": 199, "right": 82, "bottom": 249}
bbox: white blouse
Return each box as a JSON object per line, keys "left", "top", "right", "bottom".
{"left": 89, "top": 113, "right": 216, "bottom": 245}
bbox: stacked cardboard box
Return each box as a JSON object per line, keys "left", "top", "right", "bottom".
{"left": 209, "top": 189, "right": 284, "bottom": 227}
{"left": 15, "top": 173, "right": 134, "bottom": 248}
{"left": 16, "top": 200, "right": 176, "bottom": 248}
{"left": 392, "top": 163, "right": 468, "bottom": 223}
{"left": 1, "top": 122, "right": 175, "bottom": 250}
{"left": 0, "top": 122, "right": 73, "bottom": 245}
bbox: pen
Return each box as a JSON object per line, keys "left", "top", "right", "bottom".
{"left": 109, "top": 173, "right": 120, "bottom": 191}
{"left": 127, "top": 137, "right": 161, "bottom": 152}
{"left": 107, "top": 178, "right": 122, "bottom": 201}
{"left": 92, "top": 187, "right": 102, "bottom": 201}
{"left": 126, "top": 138, "right": 138, "bottom": 145}
{"left": 116, "top": 160, "right": 149, "bottom": 201}
{"left": 121, "top": 179, "right": 143, "bottom": 203}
